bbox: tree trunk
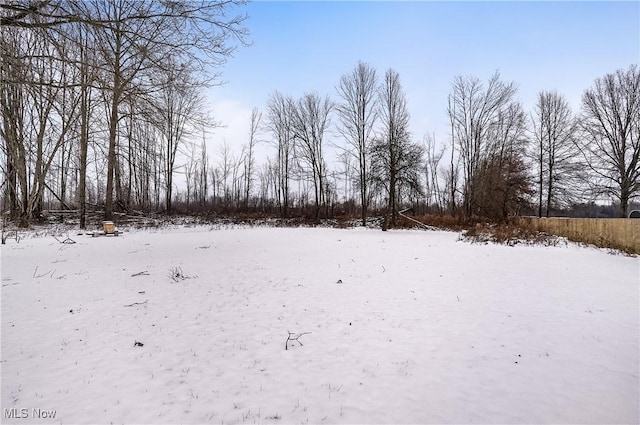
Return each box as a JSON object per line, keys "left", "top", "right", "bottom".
{"left": 78, "top": 81, "right": 89, "bottom": 229}
{"left": 105, "top": 92, "right": 119, "bottom": 221}
{"left": 545, "top": 164, "right": 553, "bottom": 218}
{"left": 105, "top": 38, "right": 121, "bottom": 221}
{"left": 620, "top": 188, "right": 629, "bottom": 218}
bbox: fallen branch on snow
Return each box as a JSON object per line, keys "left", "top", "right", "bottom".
{"left": 53, "top": 235, "right": 76, "bottom": 244}
{"left": 286, "top": 330, "right": 311, "bottom": 350}
{"left": 397, "top": 209, "right": 438, "bottom": 231}
{"left": 124, "top": 300, "right": 148, "bottom": 307}
{"left": 33, "top": 266, "right": 53, "bottom": 278}
{"left": 168, "top": 266, "right": 193, "bottom": 282}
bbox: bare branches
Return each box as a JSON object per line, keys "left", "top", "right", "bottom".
{"left": 1, "top": 1, "right": 69, "bottom": 28}
{"left": 285, "top": 330, "right": 311, "bottom": 350}
{"left": 1, "top": 0, "right": 248, "bottom": 225}
{"left": 531, "top": 90, "right": 581, "bottom": 217}
{"left": 335, "top": 61, "right": 378, "bottom": 226}
{"left": 243, "top": 107, "right": 262, "bottom": 207}
{"left": 447, "top": 71, "right": 523, "bottom": 218}
{"left": 2, "top": 0, "right": 250, "bottom": 53}
{"left": 579, "top": 64, "right": 640, "bottom": 217}
{"left": 371, "top": 68, "right": 424, "bottom": 229}
{"left": 124, "top": 300, "right": 148, "bottom": 307}
{"left": 289, "top": 92, "right": 333, "bottom": 221}
{"left": 32, "top": 266, "right": 53, "bottom": 278}
{"left": 423, "top": 133, "right": 446, "bottom": 213}
{"left": 168, "top": 266, "right": 193, "bottom": 282}
{"left": 266, "top": 91, "right": 295, "bottom": 218}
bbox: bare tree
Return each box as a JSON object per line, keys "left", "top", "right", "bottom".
{"left": 579, "top": 64, "right": 640, "bottom": 217}
{"left": 155, "top": 61, "right": 207, "bottom": 213}
{"left": 1, "top": 24, "right": 80, "bottom": 224}
{"left": 266, "top": 91, "right": 294, "bottom": 217}
{"left": 257, "top": 158, "right": 276, "bottom": 212}
{"left": 87, "top": 0, "right": 165, "bottom": 220}
{"left": 76, "top": 21, "right": 98, "bottom": 228}
{"left": 371, "top": 69, "right": 424, "bottom": 230}
{"left": 184, "top": 143, "right": 198, "bottom": 210}
{"left": 218, "top": 140, "right": 232, "bottom": 208}
{"left": 1, "top": 26, "right": 28, "bottom": 222}
{"left": 337, "top": 150, "right": 356, "bottom": 214}
{"left": 335, "top": 61, "right": 378, "bottom": 225}
{"left": 209, "top": 165, "right": 221, "bottom": 206}
{"left": 447, "top": 71, "right": 518, "bottom": 217}
{"left": 230, "top": 147, "right": 243, "bottom": 206}
{"left": 244, "top": 107, "right": 261, "bottom": 208}
{"left": 290, "top": 92, "right": 333, "bottom": 220}
{"left": 423, "top": 133, "right": 445, "bottom": 213}
{"left": 127, "top": 114, "right": 158, "bottom": 212}
{"left": 446, "top": 94, "right": 461, "bottom": 215}
{"left": 475, "top": 102, "right": 532, "bottom": 220}
{"left": 197, "top": 136, "right": 208, "bottom": 207}
{"left": 531, "top": 90, "right": 581, "bottom": 217}
{"left": 71, "top": 0, "right": 247, "bottom": 220}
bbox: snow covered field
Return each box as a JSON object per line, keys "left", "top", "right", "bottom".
{"left": 1, "top": 226, "right": 638, "bottom": 424}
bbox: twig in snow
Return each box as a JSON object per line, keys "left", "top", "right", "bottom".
{"left": 2, "top": 228, "right": 20, "bottom": 244}
{"left": 285, "top": 330, "right": 311, "bottom": 350}
{"left": 33, "top": 266, "right": 53, "bottom": 278}
{"left": 168, "top": 266, "right": 193, "bottom": 282}
{"left": 124, "top": 300, "right": 148, "bottom": 307}
{"left": 53, "top": 235, "right": 76, "bottom": 244}
{"left": 131, "top": 271, "right": 150, "bottom": 277}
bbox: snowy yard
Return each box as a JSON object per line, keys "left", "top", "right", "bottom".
{"left": 1, "top": 226, "right": 638, "bottom": 424}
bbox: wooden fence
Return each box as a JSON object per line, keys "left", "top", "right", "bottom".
{"left": 518, "top": 217, "right": 640, "bottom": 254}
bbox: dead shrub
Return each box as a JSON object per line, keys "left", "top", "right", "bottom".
{"left": 463, "top": 222, "right": 561, "bottom": 247}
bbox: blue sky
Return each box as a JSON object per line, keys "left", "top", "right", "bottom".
{"left": 206, "top": 0, "right": 639, "bottom": 163}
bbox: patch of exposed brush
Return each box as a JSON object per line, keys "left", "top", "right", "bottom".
{"left": 462, "top": 222, "right": 563, "bottom": 247}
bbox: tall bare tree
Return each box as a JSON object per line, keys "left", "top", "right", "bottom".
{"left": 244, "top": 107, "right": 261, "bottom": 208}
{"left": 73, "top": 0, "right": 247, "bottom": 220}
{"left": 579, "top": 64, "right": 640, "bottom": 217}
{"left": 448, "top": 71, "right": 518, "bottom": 217}
{"left": 197, "top": 136, "right": 208, "bottom": 207}
{"left": 423, "top": 133, "right": 445, "bottom": 213}
{"left": 475, "top": 102, "right": 532, "bottom": 220}
{"left": 266, "top": 91, "right": 294, "bottom": 217}
{"left": 531, "top": 90, "right": 581, "bottom": 217}
{"left": 290, "top": 92, "right": 333, "bottom": 220}
{"left": 371, "top": 69, "right": 424, "bottom": 229}
{"left": 74, "top": 20, "right": 100, "bottom": 228}
{"left": 217, "top": 140, "right": 232, "bottom": 207}
{"left": 0, "top": 26, "right": 27, "bottom": 222}
{"left": 155, "top": 61, "right": 207, "bottom": 213}
{"left": 335, "top": 61, "right": 378, "bottom": 225}
{"left": 1, "top": 24, "right": 80, "bottom": 224}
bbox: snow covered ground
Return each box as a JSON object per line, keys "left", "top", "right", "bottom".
{"left": 1, "top": 226, "right": 638, "bottom": 424}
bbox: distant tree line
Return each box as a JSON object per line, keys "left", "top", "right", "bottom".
{"left": 1, "top": 2, "right": 639, "bottom": 227}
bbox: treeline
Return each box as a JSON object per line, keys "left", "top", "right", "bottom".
{"left": 1, "top": 2, "right": 639, "bottom": 228}
{"left": 1, "top": 0, "right": 247, "bottom": 227}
